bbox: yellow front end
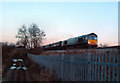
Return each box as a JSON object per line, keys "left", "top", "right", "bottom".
{"left": 88, "top": 39, "right": 97, "bottom": 45}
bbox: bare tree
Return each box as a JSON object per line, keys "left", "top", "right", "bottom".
{"left": 28, "top": 23, "right": 46, "bottom": 48}
{"left": 16, "top": 23, "right": 46, "bottom": 49}
{"left": 99, "top": 43, "right": 108, "bottom": 47}
{"left": 103, "top": 44, "right": 108, "bottom": 47}
{"left": 16, "top": 24, "right": 28, "bottom": 48}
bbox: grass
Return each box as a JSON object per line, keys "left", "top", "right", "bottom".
{"left": 2, "top": 45, "right": 59, "bottom": 81}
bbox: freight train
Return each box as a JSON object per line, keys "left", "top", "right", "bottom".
{"left": 43, "top": 33, "right": 98, "bottom": 50}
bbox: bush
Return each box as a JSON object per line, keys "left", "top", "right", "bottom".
{"left": 28, "top": 47, "right": 44, "bottom": 55}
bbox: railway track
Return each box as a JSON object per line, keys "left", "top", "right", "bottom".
{"left": 2, "top": 59, "right": 31, "bottom": 82}
{"left": 45, "top": 46, "right": 120, "bottom": 52}
{"left": 96, "top": 46, "right": 120, "bottom": 49}
{"left": 44, "top": 46, "right": 120, "bottom": 52}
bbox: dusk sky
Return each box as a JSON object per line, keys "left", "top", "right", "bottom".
{"left": 0, "top": 2, "right": 118, "bottom": 46}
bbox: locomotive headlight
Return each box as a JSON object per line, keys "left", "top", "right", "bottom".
{"left": 88, "top": 42, "right": 90, "bottom": 44}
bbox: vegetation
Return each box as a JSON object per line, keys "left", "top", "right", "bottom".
{"left": 2, "top": 43, "right": 58, "bottom": 81}
{"left": 16, "top": 23, "right": 46, "bottom": 49}
{"left": 2, "top": 43, "right": 27, "bottom": 77}
{"left": 99, "top": 43, "right": 108, "bottom": 47}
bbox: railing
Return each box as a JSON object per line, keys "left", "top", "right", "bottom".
{"left": 28, "top": 47, "right": 120, "bottom": 81}
{"left": 88, "top": 48, "right": 119, "bottom": 81}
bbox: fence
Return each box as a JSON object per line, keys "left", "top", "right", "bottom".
{"left": 28, "top": 48, "right": 120, "bottom": 81}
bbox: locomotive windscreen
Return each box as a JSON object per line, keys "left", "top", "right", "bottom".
{"left": 88, "top": 35, "right": 97, "bottom": 40}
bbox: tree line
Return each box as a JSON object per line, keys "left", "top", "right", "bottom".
{"left": 16, "top": 23, "right": 46, "bottom": 49}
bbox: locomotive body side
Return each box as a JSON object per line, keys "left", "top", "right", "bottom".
{"left": 65, "top": 37, "right": 78, "bottom": 46}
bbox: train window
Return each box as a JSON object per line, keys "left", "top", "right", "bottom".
{"left": 64, "top": 41, "right": 67, "bottom": 44}
{"left": 85, "top": 36, "right": 88, "bottom": 40}
{"left": 59, "top": 41, "right": 62, "bottom": 44}
{"left": 88, "top": 35, "right": 97, "bottom": 40}
{"left": 93, "top": 37, "right": 97, "bottom": 40}
{"left": 78, "top": 38, "right": 83, "bottom": 42}
{"left": 88, "top": 36, "right": 92, "bottom": 40}
{"left": 59, "top": 41, "right": 62, "bottom": 46}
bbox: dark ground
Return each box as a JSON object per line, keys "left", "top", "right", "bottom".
{"left": 2, "top": 45, "right": 59, "bottom": 82}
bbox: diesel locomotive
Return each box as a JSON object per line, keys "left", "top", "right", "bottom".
{"left": 43, "top": 33, "right": 98, "bottom": 50}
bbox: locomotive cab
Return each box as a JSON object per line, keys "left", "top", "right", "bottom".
{"left": 87, "top": 33, "right": 98, "bottom": 47}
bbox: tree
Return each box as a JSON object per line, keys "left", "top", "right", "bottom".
{"left": 28, "top": 23, "right": 46, "bottom": 48}
{"left": 16, "top": 23, "right": 46, "bottom": 49}
{"left": 16, "top": 24, "right": 28, "bottom": 48}
{"left": 103, "top": 44, "right": 108, "bottom": 47}
{"left": 99, "top": 43, "right": 108, "bottom": 47}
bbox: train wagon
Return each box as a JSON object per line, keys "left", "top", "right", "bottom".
{"left": 43, "top": 33, "right": 98, "bottom": 50}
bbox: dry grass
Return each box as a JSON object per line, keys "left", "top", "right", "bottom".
{"left": 2, "top": 45, "right": 59, "bottom": 81}
{"left": 39, "top": 50, "right": 88, "bottom": 55}
{"left": 24, "top": 56, "right": 59, "bottom": 81}
{"left": 28, "top": 47, "right": 44, "bottom": 55}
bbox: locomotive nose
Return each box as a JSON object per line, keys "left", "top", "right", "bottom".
{"left": 88, "top": 40, "right": 97, "bottom": 45}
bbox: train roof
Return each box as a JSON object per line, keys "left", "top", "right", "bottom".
{"left": 85, "top": 33, "right": 97, "bottom": 36}
{"left": 66, "top": 33, "right": 97, "bottom": 41}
